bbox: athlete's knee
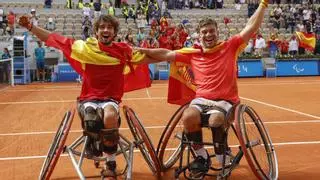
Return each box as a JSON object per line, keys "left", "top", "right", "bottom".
{"left": 208, "top": 110, "right": 225, "bottom": 128}
{"left": 81, "top": 106, "right": 104, "bottom": 134}
{"left": 181, "top": 107, "right": 201, "bottom": 131}
{"left": 103, "top": 106, "right": 119, "bottom": 128}
{"left": 100, "top": 128, "right": 120, "bottom": 154}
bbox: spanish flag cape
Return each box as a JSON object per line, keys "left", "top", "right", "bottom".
{"left": 168, "top": 44, "right": 220, "bottom": 105}
{"left": 296, "top": 31, "right": 316, "bottom": 51}
{"left": 62, "top": 36, "right": 151, "bottom": 92}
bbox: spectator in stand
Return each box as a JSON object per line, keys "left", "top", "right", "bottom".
{"left": 314, "top": 34, "right": 320, "bottom": 55}
{"left": 128, "top": 4, "right": 136, "bottom": 23}
{"left": 137, "top": 27, "right": 146, "bottom": 47}
{"left": 216, "top": 0, "right": 223, "bottom": 9}
{"left": 287, "top": 11, "right": 296, "bottom": 33}
{"left": 78, "top": 0, "right": 84, "bottom": 9}
{"left": 159, "top": 15, "right": 169, "bottom": 33}
{"left": 45, "top": 18, "right": 56, "bottom": 31}
{"left": 93, "top": 0, "right": 102, "bottom": 19}
{"left": 296, "top": 20, "right": 305, "bottom": 32}
{"left": 140, "top": 36, "right": 150, "bottom": 48}
{"left": 7, "top": 11, "right": 15, "bottom": 36}
{"left": 207, "top": 0, "right": 215, "bottom": 9}
{"left": 115, "top": 0, "right": 121, "bottom": 8}
{"left": 0, "top": 6, "right": 6, "bottom": 35}
{"left": 121, "top": 3, "right": 129, "bottom": 24}
{"left": 136, "top": 9, "right": 146, "bottom": 29}
{"left": 1, "top": 48, "right": 11, "bottom": 83}
{"left": 191, "top": 30, "right": 200, "bottom": 46}
{"left": 124, "top": 28, "right": 135, "bottom": 46}
{"left": 83, "top": 3, "right": 92, "bottom": 19}
{"left": 175, "top": 23, "right": 189, "bottom": 47}
{"left": 106, "top": 2, "right": 115, "bottom": 16}
{"left": 244, "top": 39, "right": 254, "bottom": 55}
{"left": 161, "top": 0, "right": 167, "bottom": 15}
{"left": 34, "top": 41, "right": 46, "bottom": 82}
{"left": 147, "top": 0, "right": 159, "bottom": 25}
{"left": 279, "top": 36, "right": 289, "bottom": 55}
{"left": 302, "top": 5, "right": 311, "bottom": 26}
{"left": 254, "top": 34, "right": 266, "bottom": 56}
{"left": 172, "top": 32, "right": 183, "bottom": 50}
{"left": 30, "top": 9, "right": 39, "bottom": 27}
{"left": 184, "top": 36, "right": 193, "bottom": 47}
{"left": 268, "top": 34, "right": 280, "bottom": 58}
{"left": 314, "top": 18, "right": 320, "bottom": 34}
{"left": 82, "top": 15, "right": 93, "bottom": 40}
{"left": 149, "top": 37, "right": 159, "bottom": 48}
{"left": 235, "top": 0, "right": 241, "bottom": 10}
{"left": 66, "top": 0, "right": 73, "bottom": 9}
{"left": 44, "top": 0, "right": 52, "bottom": 8}
{"left": 149, "top": 19, "right": 159, "bottom": 39}
{"left": 288, "top": 35, "right": 298, "bottom": 56}
{"left": 2, "top": 48, "right": 11, "bottom": 59}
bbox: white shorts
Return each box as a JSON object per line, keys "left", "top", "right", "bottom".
{"left": 81, "top": 101, "right": 119, "bottom": 113}
{"left": 189, "top": 98, "right": 232, "bottom": 114}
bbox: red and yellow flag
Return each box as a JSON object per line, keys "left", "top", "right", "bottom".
{"left": 47, "top": 34, "right": 150, "bottom": 93}
{"left": 168, "top": 61, "right": 196, "bottom": 105}
{"left": 296, "top": 31, "right": 316, "bottom": 51}
{"left": 167, "top": 47, "right": 202, "bottom": 105}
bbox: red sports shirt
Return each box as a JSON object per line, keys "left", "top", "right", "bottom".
{"left": 46, "top": 33, "right": 131, "bottom": 102}
{"left": 175, "top": 35, "right": 245, "bottom": 104}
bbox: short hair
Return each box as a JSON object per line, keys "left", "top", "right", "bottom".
{"left": 198, "top": 18, "right": 218, "bottom": 32}
{"left": 93, "top": 14, "right": 119, "bottom": 35}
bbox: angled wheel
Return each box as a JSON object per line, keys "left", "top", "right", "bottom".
{"left": 123, "top": 105, "right": 161, "bottom": 175}
{"left": 234, "top": 104, "right": 278, "bottom": 180}
{"left": 39, "top": 109, "right": 75, "bottom": 180}
{"left": 156, "top": 104, "right": 189, "bottom": 170}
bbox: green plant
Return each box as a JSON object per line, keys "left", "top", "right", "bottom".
{"left": 238, "top": 53, "right": 262, "bottom": 59}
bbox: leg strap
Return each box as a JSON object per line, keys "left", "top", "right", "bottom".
{"left": 185, "top": 131, "right": 203, "bottom": 150}
{"left": 100, "top": 128, "right": 120, "bottom": 154}
{"left": 211, "top": 127, "right": 227, "bottom": 155}
{"left": 82, "top": 107, "right": 104, "bottom": 138}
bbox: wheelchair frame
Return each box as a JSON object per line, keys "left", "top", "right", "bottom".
{"left": 157, "top": 103, "right": 278, "bottom": 180}
{"left": 39, "top": 105, "right": 161, "bottom": 180}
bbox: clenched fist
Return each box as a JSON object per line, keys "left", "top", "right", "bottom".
{"left": 18, "top": 15, "right": 32, "bottom": 30}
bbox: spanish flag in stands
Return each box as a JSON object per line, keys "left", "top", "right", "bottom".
{"left": 296, "top": 31, "right": 316, "bottom": 51}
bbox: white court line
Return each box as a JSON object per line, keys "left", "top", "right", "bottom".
{"left": 1, "top": 119, "right": 320, "bottom": 137}
{"left": 1, "top": 140, "right": 320, "bottom": 161}
{"left": 240, "top": 96, "right": 320, "bottom": 120}
{"left": 0, "top": 97, "right": 167, "bottom": 105}
{"left": 2, "top": 80, "right": 320, "bottom": 92}
{"left": 145, "top": 88, "right": 151, "bottom": 98}
{"left": 0, "top": 95, "right": 318, "bottom": 121}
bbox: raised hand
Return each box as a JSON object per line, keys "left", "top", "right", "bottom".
{"left": 18, "top": 15, "right": 32, "bottom": 31}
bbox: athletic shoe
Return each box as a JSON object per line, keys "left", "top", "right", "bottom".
{"left": 189, "top": 155, "right": 211, "bottom": 178}
{"left": 101, "top": 161, "right": 117, "bottom": 179}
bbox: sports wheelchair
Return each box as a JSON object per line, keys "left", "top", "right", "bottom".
{"left": 157, "top": 103, "right": 278, "bottom": 180}
{"left": 39, "top": 105, "right": 161, "bottom": 180}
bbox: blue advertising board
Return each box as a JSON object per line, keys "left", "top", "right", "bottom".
{"left": 237, "top": 59, "right": 264, "bottom": 77}
{"left": 276, "top": 60, "right": 320, "bottom": 76}
{"left": 57, "top": 63, "right": 79, "bottom": 82}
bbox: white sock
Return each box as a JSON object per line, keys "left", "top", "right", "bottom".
{"left": 105, "top": 153, "right": 116, "bottom": 162}
{"left": 216, "top": 154, "right": 224, "bottom": 164}
{"left": 195, "top": 148, "right": 208, "bottom": 159}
